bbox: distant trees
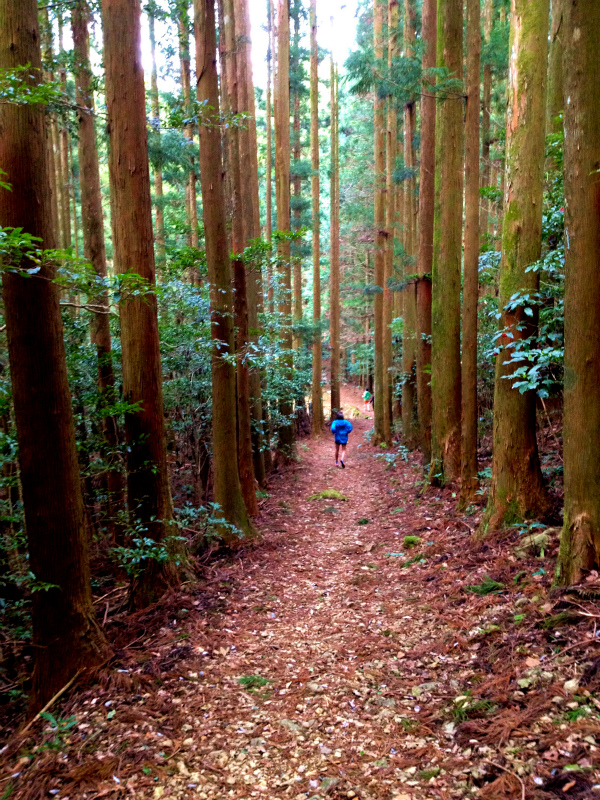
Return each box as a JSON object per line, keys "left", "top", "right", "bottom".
{"left": 310, "top": 0, "right": 323, "bottom": 434}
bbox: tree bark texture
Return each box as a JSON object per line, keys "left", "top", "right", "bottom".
{"left": 72, "top": 0, "right": 124, "bottom": 539}
{"left": 480, "top": 0, "right": 493, "bottom": 236}
{"left": 310, "top": 0, "right": 323, "bottom": 434}
{"left": 557, "top": 0, "right": 600, "bottom": 584}
{"left": 0, "top": 0, "right": 108, "bottom": 713}
{"left": 194, "top": 0, "right": 255, "bottom": 540}
{"left": 416, "top": 0, "right": 436, "bottom": 462}
{"left": 148, "top": 10, "right": 166, "bottom": 272}
{"left": 372, "top": 0, "right": 386, "bottom": 444}
{"left": 459, "top": 0, "right": 481, "bottom": 507}
{"left": 330, "top": 56, "right": 341, "bottom": 417}
{"left": 275, "top": 0, "right": 294, "bottom": 454}
{"left": 546, "top": 0, "right": 564, "bottom": 136}
{"left": 482, "top": 0, "right": 551, "bottom": 532}
{"left": 179, "top": 8, "right": 199, "bottom": 250}
{"left": 103, "top": 0, "right": 182, "bottom": 605}
{"left": 430, "top": 0, "right": 463, "bottom": 483}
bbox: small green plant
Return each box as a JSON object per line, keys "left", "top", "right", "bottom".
{"left": 402, "top": 553, "right": 427, "bottom": 568}
{"left": 308, "top": 489, "right": 347, "bottom": 501}
{"left": 418, "top": 768, "right": 441, "bottom": 780}
{"left": 452, "top": 698, "right": 497, "bottom": 722}
{"left": 465, "top": 576, "right": 504, "bottom": 595}
{"left": 256, "top": 490, "right": 271, "bottom": 499}
{"left": 403, "top": 535, "right": 421, "bottom": 549}
{"left": 238, "top": 674, "right": 270, "bottom": 690}
{"left": 399, "top": 717, "right": 418, "bottom": 732}
{"left": 39, "top": 711, "right": 77, "bottom": 750}
{"left": 357, "top": 518, "right": 370, "bottom": 525}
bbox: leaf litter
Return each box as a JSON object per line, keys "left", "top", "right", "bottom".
{"left": 2, "top": 386, "right": 600, "bottom": 799}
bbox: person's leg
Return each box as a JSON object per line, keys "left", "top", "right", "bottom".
{"left": 335, "top": 442, "right": 340, "bottom": 465}
{"left": 340, "top": 445, "right": 346, "bottom": 467}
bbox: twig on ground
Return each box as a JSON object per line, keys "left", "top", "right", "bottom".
{"left": 485, "top": 760, "right": 526, "bottom": 800}
{"left": 20, "top": 669, "right": 84, "bottom": 735}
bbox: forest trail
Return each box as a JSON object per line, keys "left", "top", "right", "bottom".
{"left": 8, "top": 386, "right": 599, "bottom": 800}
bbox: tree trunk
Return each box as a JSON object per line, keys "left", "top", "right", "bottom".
{"left": 416, "top": 0, "right": 436, "bottom": 462}
{"left": 481, "top": 0, "right": 551, "bottom": 533}
{"left": 330, "top": 55, "right": 341, "bottom": 417}
{"left": 0, "top": 0, "right": 108, "bottom": 714}
{"left": 103, "top": 0, "right": 183, "bottom": 605}
{"left": 39, "top": 10, "right": 60, "bottom": 242}
{"left": 546, "top": 0, "right": 564, "bottom": 136}
{"left": 402, "top": 0, "right": 418, "bottom": 448}
{"left": 480, "top": 0, "right": 493, "bottom": 237}
{"left": 179, "top": 7, "right": 199, "bottom": 250}
{"left": 459, "top": 0, "right": 481, "bottom": 507}
{"left": 57, "top": 12, "right": 72, "bottom": 252}
{"left": 429, "top": 0, "right": 463, "bottom": 483}
{"left": 291, "top": 7, "right": 302, "bottom": 351}
{"left": 265, "top": 0, "right": 274, "bottom": 313}
{"left": 310, "top": 0, "right": 323, "bottom": 434}
{"left": 193, "top": 0, "right": 255, "bottom": 540}
{"left": 275, "top": 0, "right": 294, "bottom": 454}
{"left": 72, "top": 0, "right": 125, "bottom": 540}
{"left": 148, "top": 10, "right": 166, "bottom": 273}
{"left": 556, "top": 0, "right": 600, "bottom": 583}
{"left": 383, "top": 0, "right": 398, "bottom": 444}
{"left": 372, "top": 0, "right": 386, "bottom": 444}
{"left": 234, "top": 0, "right": 267, "bottom": 487}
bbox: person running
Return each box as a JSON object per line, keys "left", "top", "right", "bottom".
{"left": 362, "top": 388, "right": 372, "bottom": 411}
{"left": 330, "top": 411, "right": 353, "bottom": 468}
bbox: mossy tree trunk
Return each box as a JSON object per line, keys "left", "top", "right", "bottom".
{"left": 459, "top": 0, "right": 481, "bottom": 507}
{"left": 556, "top": 0, "right": 600, "bottom": 584}
{"left": 429, "top": 0, "right": 463, "bottom": 483}
{"left": 0, "top": 0, "right": 108, "bottom": 714}
{"left": 310, "top": 0, "right": 324, "bottom": 434}
{"left": 415, "top": 0, "right": 436, "bottom": 462}
{"left": 481, "top": 0, "right": 551, "bottom": 533}
{"left": 372, "top": 0, "right": 386, "bottom": 444}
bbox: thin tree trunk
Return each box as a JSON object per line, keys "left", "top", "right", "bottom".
{"left": 0, "top": 0, "right": 108, "bottom": 714}
{"left": 69, "top": 136, "right": 79, "bottom": 258}
{"left": 383, "top": 0, "right": 398, "bottom": 444}
{"left": 429, "top": 0, "right": 463, "bottom": 483}
{"left": 330, "top": 55, "right": 341, "bottom": 416}
{"left": 546, "top": 0, "right": 564, "bottom": 173}
{"left": 234, "top": 0, "right": 267, "bottom": 487}
{"left": 179, "top": 7, "right": 199, "bottom": 250}
{"left": 72, "top": 0, "right": 125, "bottom": 540}
{"left": 372, "top": 0, "right": 386, "bottom": 444}
{"left": 481, "top": 0, "right": 551, "bottom": 533}
{"left": 292, "top": 7, "right": 302, "bottom": 350}
{"left": 58, "top": 13, "right": 72, "bottom": 252}
{"left": 266, "top": 0, "right": 274, "bottom": 311}
{"left": 480, "top": 0, "right": 493, "bottom": 237}
{"left": 275, "top": 0, "right": 294, "bottom": 455}
{"left": 39, "top": 10, "right": 60, "bottom": 241}
{"left": 310, "top": 0, "right": 323, "bottom": 434}
{"left": 103, "top": 0, "right": 183, "bottom": 605}
{"left": 193, "top": 0, "right": 255, "bottom": 539}
{"left": 148, "top": 10, "right": 167, "bottom": 273}
{"left": 402, "top": 0, "right": 418, "bottom": 447}
{"left": 459, "top": 0, "right": 481, "bottom": 507}
{"left": 557, "top": 0, "right": 600, "bottom": 584}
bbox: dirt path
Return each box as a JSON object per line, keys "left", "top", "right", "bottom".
{"left": 9, "top": 386, "right": 600, "bottom": 800}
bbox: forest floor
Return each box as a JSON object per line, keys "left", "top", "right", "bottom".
{"left": 3, "top": 386, "right": 600, "bottom": 800}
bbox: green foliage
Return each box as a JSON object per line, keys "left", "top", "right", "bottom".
{"left": 403, "top": 535, "right": 421, "bottom": 549}
{"left": 0, "top": 65, "right": 62, "bottom": 107}
{"left": 465, "top": 576, "right": 504, "bottom": 595}
{"left": 238, "top": 674, "right": 270, "bottom": 689}
{"left": 308, "top": 489, "right": 348, "bottom": 501}
{"left": 39, "top": 712, "right": 78, "bottom": 750}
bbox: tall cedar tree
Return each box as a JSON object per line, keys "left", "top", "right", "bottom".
{"left": 72, "top": 0, "right": 125, "bottom": 540}
{"left": 57, "top": 14, "right": 72, "bottom": 252}
{"left": 458, "top": 0, "right": 480, "bottom": 506}
{"left": 291, "top": 6, "right": 302, "bottom": 351}
{"left": 546, "top": 0, "right": 563, "bottom": 136}
{"left": 372, "top": 0, "right": 386, "bottom": 444}
{"left": 330, "top": 55, "right": 341, "bottom": 416}
{"left": 402, "top": 0, "right": 418, "bottom": 447}
{"left": 275, "top": 0, "right": 294, "bottom": 453}
{"left": 557, "top": 0, "right": 600, "bottom": 583}
{"left": 415, "top": 0, "right": 436, "bottom": 461}
{"left": 178, "top": 3, "right": 199, "bottom": 251}
{"left": 482, "top": 0, "right": 551, "bottom": 532}
{"left": 219, "top": 0, "right": 258, "bottom": 516}
{"left": 429, "top": 0, "right": 463, "bottom": 483}
{"left": 310, "top": 0, "right": 324, "bottom": 434}
{"left": 103, "top": 0, "right": 183, "bottom": 606}
{"left": 383, "top": 0, "right": 398, "bottom": 445}
{"left": 193, "top": 0, "right": 255, "bottom": 539}
{"left": 480, "top": 0, "right": 493, "bottom": 234}
{"left": 39, "top": 11, "right": 60, "bottom": 243}
{"left": 148, "top": 6, "right": 166, "bottom": 271}
{"left": 0, "top": 0, "right": 108, "bottom": 712}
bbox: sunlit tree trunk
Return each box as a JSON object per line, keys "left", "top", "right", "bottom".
{"left": 275, "top": 0, "right": 294, "bottom": 454}
{"left": 383, "top": 0, "right": 398, "bottom": 444}
{"left": 72, "top": 0, "right": 124, "bottom": 539}
{"left": 481, "top": 0, "right": 551, "bottom": 532}
{"left": 402, "top": 0, "right": 418, "bottom": 447}
{"left": 459, "top": 0, "right": 481, "bottom": 507}
{"left": 103, "top": 0, "right": 184, "bottom": 605}
{"left": 429, "top": 0, "right": 463, "bottom": 483}
{"left": 330, "top": 55, "right": 341, "bottom": 416}
{"left": 372, "top": 0, "right": 386, "bottom": 444}
{"left": 416, "top": 0, "right": 436, "bottom": 462}
{"left": 310, "top": 0, "right": 323, "bottom": 434}
{"left": 194, "top": 0, "right": 255, "bottom": 538}
{"left": 39, "top": 10, "right": 60, "bottom": 241}
{"left": 148, "top": 8, "right": 166, "bottom": 273}
{"left": 234, "top": 0, "right": 267, "bottom": 487}
{"left": 178, "top": 6, "right": 199, "bottom": 250}
{"left": 556, "top": 0, "right": 600, "bottom": 582}
{"left": 0, "top": 0, "right": 108, "bottom": 713}
{"left": 57, "top": 12, "right": 72, "bottom": 252}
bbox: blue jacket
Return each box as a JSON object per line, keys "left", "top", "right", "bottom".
{"left": 331, "top": 418, "right": 353, "bottom": 444}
